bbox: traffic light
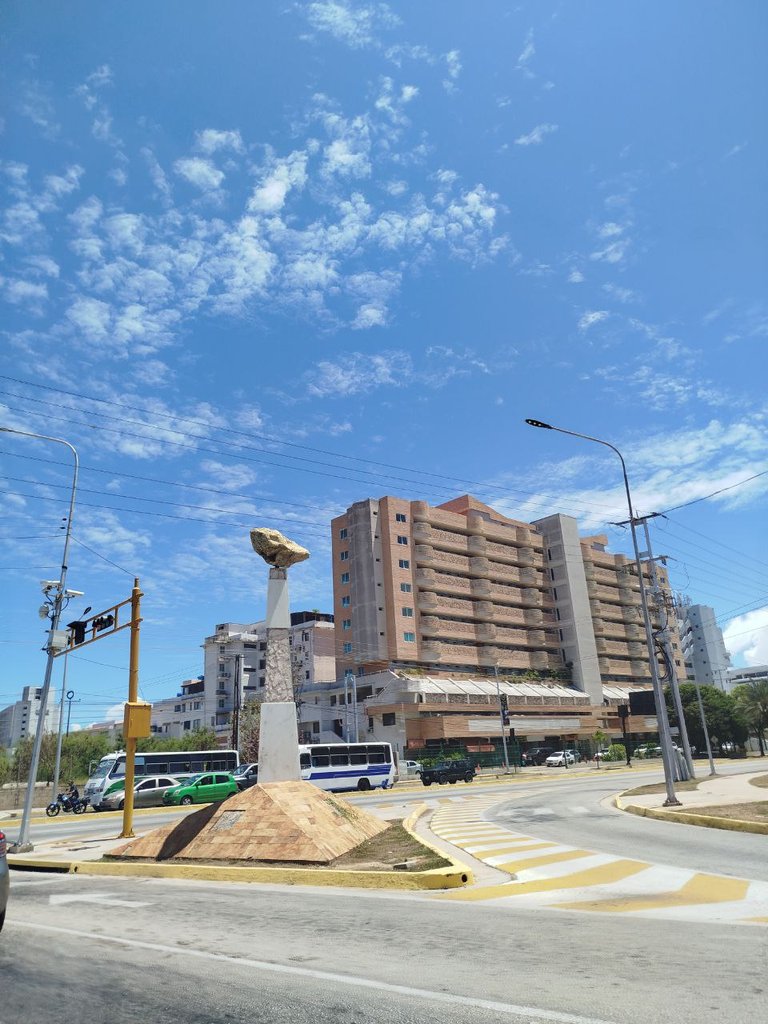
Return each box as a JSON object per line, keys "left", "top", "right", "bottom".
{"left": 617, "top": 704, "right": 629, "bottom": 720}
{"left": 500, "top": 693, "right": 510, "bottom": 726}
{"left": 92, "top": 614, "right": 115, "bottom": 632}
{"left": 67, "top": 620, "right": 88, "bottom": 646}
{"left": 629, "top": 690, "right": 656, "bottom": 716}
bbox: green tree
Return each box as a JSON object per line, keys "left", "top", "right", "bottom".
{"left": 732, "top": 680, "right": 768, "bottom": 756}
{"left": 239, "top": 700, "right": 261, "bottom": 763}
{"left": 603, "top": 743, "right": 626, "bottom": 763}
{"left": 665, "top": 684, "right": 748, "bottom": 754}
{"left": 0, "top": 747, "right": 11, "bottom": 786}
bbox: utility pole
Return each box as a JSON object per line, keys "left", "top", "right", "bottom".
{"left": 118, "top": 578, "right": 145, "bottom": 839}
{"left": 637, "top": 517, "right": 695, "bottom": 779}
{"left": 231, "top": 654, "right": 242, "bottom": 753}
{"left": 3, "top": 428, "right": 79, "bottom": 854}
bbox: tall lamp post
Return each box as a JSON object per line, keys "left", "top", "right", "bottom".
{"left": 525, "top": 418, "right": 681, "bottom": 806}
{"left": 1, "top": 426, "right": 80, "bottom": 851}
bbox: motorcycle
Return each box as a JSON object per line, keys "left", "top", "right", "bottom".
{"left": 45, "top": 793, "right": 89, "bottom": 817}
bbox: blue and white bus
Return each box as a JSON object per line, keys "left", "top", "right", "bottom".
{"left": 299, "top": 742, "right": 396, "bottom": 792}
{"left": 84, "top": 749, "right": 240, "bottom": 809}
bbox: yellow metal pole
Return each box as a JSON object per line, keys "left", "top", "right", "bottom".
{"left": 119, "top": 578, "right": 142, "bottom": 839}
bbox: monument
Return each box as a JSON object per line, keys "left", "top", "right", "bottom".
{"left": 112, "top": 527, "right": 387, "bottom": 865}
{"left": 249, "top": 527, "right": 309, "bottom": 784}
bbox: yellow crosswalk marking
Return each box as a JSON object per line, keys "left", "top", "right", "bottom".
{"left": 437, "top": 858, "right": 650, "bottom": 902}
{"left": 495, "top": 848, "right": 593, "bottom": 872}
{"left": 553, "top": 872, "right": 750, "bottom": 913}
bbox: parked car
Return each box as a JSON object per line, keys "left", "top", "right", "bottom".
{"left": 522, "top": 747, "right": 554, "bottom": 766}
{"left": 565, "top": 749, "right": 582, "bottom": 763}
{"left": 0, "top": 828, "right": 8, "bottom": 933}
{"left": 402, "top": 760, "right": 424, "bottom": 776}
{"left": 163, "top": 772, "right": 238, "bottom": 806}
{"left": 545, "top": 750, "right": 576, "bottom": 767}
{"left": 101, "top": 775, "right": 182, "bottom": 811}
{"left": 420, "top": 760, "right": 476, "bottom": 786}
{"left": 232, "top": 762, "right": 259, "bottom": 791}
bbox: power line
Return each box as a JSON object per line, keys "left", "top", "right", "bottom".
{"left": 658, "top": 468, "right": 768, "bottom": 514}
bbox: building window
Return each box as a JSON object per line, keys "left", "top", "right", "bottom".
{"left": 403, "top": 632, "right": 415, "bottom": 642}
{"left": 305, "top": 670, "right": 310, "bottom": 680}
{"left": 397, "top": 535, "right": 408, "bottom": 545}
{"left": 330, "top": 695, "right": 337, "bottom": 706}
{"left": 343, "top": 642, "right": 353, "bottom": 654}
{"left": 400, "top": 582, "right": 412, "bottom": 593}
{"left": 341, "top": 595, "right": 350, "bottom": 607}
{"left": 339, "top": 527, "right": 348, "bottom": 539}
{"left": 218, "top": 699, "right": 225, "bottom": 708}
{"left": 396, "top": 513, "right": 407, "bottom": 523}
{"left": 398, "top": 559, "right": 410, "bottom": 569}
{"left": 341, "top": 572, "right": 350, "bottom": 584}
{"left": 340, "top": 550, "right": 349, "bottom": 561}
{"left": 382, "top": 712, "right": 396, "bottom": 726}
{"left": 402, "top": 607, "right": 414, "bottom": 617}
{"left": 342, "top": 619, "right": 351, "bottom": 630}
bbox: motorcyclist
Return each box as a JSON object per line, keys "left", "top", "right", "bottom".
{"left": 65, "top": 781, "right": 79, "bottom": 808}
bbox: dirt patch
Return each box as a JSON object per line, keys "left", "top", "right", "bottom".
{"left": 681, "top": 801, "right": 768, "bottom": 823}
{"left": 624, "top": 779, "right": 701, "bottom": 797}
{"left": 105, "top": 821, "right": 451, "bottom": 872}
{"left": 748, "top": 774, "right": 768, "bottom": 790}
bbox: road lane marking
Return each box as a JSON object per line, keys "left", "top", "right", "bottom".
{"left": 49, "top": 892, "right": 152, "bottom": 907}
{"left": 553, "top": 873, "right": 751, "bottom": 914}
{"left": 13, "top": 920, "right": 622, "bottom": 1024}
{"left": 438, "top": 860, "right": 651, "bottom": 902}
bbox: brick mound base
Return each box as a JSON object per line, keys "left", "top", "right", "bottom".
{"left": 111, "top": 780, "right": 388, "bottom": 864}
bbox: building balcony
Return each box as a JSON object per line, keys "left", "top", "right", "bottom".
{"left": 469, "top": 556, "right": 492, "bottom": 578}
{"left": 420, "top": 639, "right": 442, "bottom": 661}
{"left": 418, "top": 591, "right": 438, "bottom": 611}
{"left": 517, "top": 547, "right": 536, "bottom": 567}
{"left": 470, "top": 578, "right": 492, "bottom": 598}
{"left": 523, "top": 607, "right": 544, "bottom": 626}
{"left": 468, "top": 535, "right": 488, "bottom": 556}
{"left": 530, "top": 650, "right": 552, "bottom": 671}
{"left": 518, "top": 587, "right": 543, "bottom": 607}
{"left": 412, "top": 521, "right": 432, "bottom": 543}
{"left": 473, "top": 600, "right": 495, "bottom": 621}
{"left": 411, "top": 501, "right": 430, "bottom": 523}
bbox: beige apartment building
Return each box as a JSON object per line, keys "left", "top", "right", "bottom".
{"left": 331, "top": 495, "right": 684, "bottom": 751}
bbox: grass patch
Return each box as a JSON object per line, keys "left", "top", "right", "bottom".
{"left": 748, "top": 773, "right": 768, "bottom": 789}
{"left": 624, "top": 778, "right": 702, "bottom": 797}
{"left": 332, "top": 822, "right": 450, "bottom": 871}
{"left": 681, "top": 801, "right": 768, "bottom": 823}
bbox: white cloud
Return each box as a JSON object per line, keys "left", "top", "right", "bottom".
{"left": 514, "top": 123, "right": 558, "bottom": 146}
{"left": 304, "top": 1, "right": 400, "bottom": 49}
{"left": 590, "top": 238, "right": 630, "bottom": 264}
{"left": 173, "top": 157, "right": 225, "bottom": 191}
{"left": 724, "top": 607, "right": 768, "bottom": 666}
{"left": 578, "top": 310, "right": 609, "bottom": 331}
{"left": 603, "top": 282, "right": 638, "bottom": 303}
{"left": 248, "top": 150, "right": 308, "bottom": 212}
{"left": 304, "top": 350, "right": 413, "bottom": 397}
{"left": 195, "top": 129, "right": 244, "bottom": 154}
{"left": 516, "top": 29, "right": 535, "bottom": 69}
{"left": 442, "top": 50, "right": 462, "bottom": 92}
{"left": 568, "top": 269, "right": 585, "bottom": 283}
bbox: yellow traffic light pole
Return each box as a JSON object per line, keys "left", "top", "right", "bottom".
{"left": 119, "top": 578, "right": 148, "bottom": 839}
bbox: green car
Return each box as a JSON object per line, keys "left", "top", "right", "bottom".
{"left": 162, "top": 772, "right": 237, "bottom": 806}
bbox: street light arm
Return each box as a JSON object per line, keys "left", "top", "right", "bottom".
{"left": 524, "top": 419, "right": 634, "bottom": 518}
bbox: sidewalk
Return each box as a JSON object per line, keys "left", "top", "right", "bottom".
{"left": 617, "top": 768, "right": 768, "bottom": 835}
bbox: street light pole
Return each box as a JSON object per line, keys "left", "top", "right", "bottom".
{"left": 525, "top": 418, "right": 681, "bottom": 806}
{"left": 1, "top": 426, "right": 80, "bottom": 851}
{"left": 493, "top": 664, "right": 511, "bottom": 772}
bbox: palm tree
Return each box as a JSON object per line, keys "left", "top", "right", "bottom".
{"left": 733, "top": 680, "right": 768, "bottom": 756}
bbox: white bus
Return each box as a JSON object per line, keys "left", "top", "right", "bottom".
{"left": 84, "top": 749, "right": 240, "bottom": 810}
{"left": 299, "top": 741, "right": 396, "bottom": 792}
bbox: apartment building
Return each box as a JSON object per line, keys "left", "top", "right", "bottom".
{"left": 0, "top": 685, "right": 59, "bottom": 750}
{"left": 677, "top": 602, "right": 731, "bottom": 688}
{"left": 331, "top": 495, "right": 684, "bottom": 703}
{"left": 150, "top": 678, "right": 207, "bottom": 738}
{"left": 201, "top": 611, "right": 335, "bottom": 742}
{"left": 724, "top": 664, "right": 768, "bottom": 695}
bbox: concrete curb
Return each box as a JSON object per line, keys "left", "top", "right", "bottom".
{"left": 8, "top": 805, "right": 473, "bottom": 891}
{"left": 614, "top": 792, "right": 768, "bottom": 836}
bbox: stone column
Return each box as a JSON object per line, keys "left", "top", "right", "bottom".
{"left": 250, "top": 529, "right": 309, "bottom": 784}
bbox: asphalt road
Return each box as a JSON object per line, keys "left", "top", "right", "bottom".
{"left": 4, "top": 870, "right": 766, "bottom": 1024}
{"left": 3, "top": 764, "right": 766, "bottom": 1024}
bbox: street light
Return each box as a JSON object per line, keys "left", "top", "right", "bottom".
{"left": 524, "top": 418, "right": 681, "bottom": 806}
{"left": 1, "top": 426, "right": 80, "bottom": 851}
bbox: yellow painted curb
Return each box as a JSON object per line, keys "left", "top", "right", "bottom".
{"left": 614, "top": 792, "right": 768, "bottom": 835}
{"left": 401, "top": 801, "right": 474, "bottom": 887}
{"left": 7, "top": 857, "right": 73, "bottom": 872}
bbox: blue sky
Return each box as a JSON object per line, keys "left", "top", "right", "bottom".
{"left": 1, "top": 1, "right": 766, "bottom": 727}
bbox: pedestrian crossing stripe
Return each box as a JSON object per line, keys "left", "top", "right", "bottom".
{"left": 428, "top": 802, "right": 768, "bottom": 924}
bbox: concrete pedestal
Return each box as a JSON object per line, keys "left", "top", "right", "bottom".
{"left": 258, "top": 702, "right": 301, "bottom": 784}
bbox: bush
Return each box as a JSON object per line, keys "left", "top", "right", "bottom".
{"left": 602, "top": 743, "right": 626, "bottom": 763}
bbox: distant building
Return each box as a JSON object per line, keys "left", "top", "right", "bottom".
{"left": 331, "top": 494, "right": 684, "bottom": 699}
{"left": 677, "top": 602, "right": 731, "bottom": 689}
{"left": 0, "top": 685, "right": 59, "bottom": 749}
{"left": 150, "top": 678, "right": 206, "bottom": 738}
{"left": 201, "top": 612, "right": 335, "bottom": 743}
{"left": 724, "top": 664, "right": 768, "bottom": 694}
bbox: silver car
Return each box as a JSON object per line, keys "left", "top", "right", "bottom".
{"left": 1, "top": 827, "right": 9, "bottom": 933}
{"left": 101, "top": 775, "right": 182, "bottom": 811}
